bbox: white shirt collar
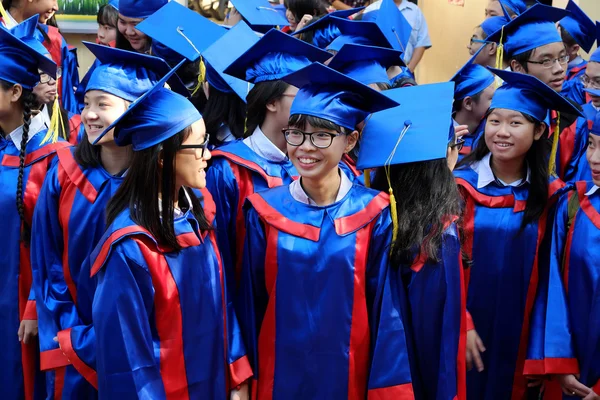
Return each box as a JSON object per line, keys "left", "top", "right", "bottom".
{"left": 242, "top": 125, "right": 287, "bottom": 162}
{"left": 158, "top": 188, "right": 193, "bottom": 219}
{"left": 585, "top": 185, "right": 600, "bottom": 196}
{"left": 472, "top": 153, "right": 531, "bottom": 189}
{"left": 9, "top": 111, "right": 48, "bottom": 151}
{"left": 41, "top": 105, "right": 52, "bottom": 127}
{"left": 289, "top": 168, "right": 352, "bottom": 206}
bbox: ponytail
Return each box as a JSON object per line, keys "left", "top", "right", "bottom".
{"left": 16, "top": 91, "right": 35, "bottom": 245}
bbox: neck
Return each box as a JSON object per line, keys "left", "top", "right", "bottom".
{"left": 260, "top": 115, "right": 287, "bottom": 153}
{"left": 100, "top": 143, "right": 132, "bottom": 176}
{"left": 173, "top": 185, "right": 182, "bottom": 210}
{"left": 300, "top": 167, "right": 341, "bottom": 206}
{"left": 394, "top": 0, "right": 404, "bottom": 5}
{"left": 490, "top": 153, "right": 526, "bottom": 184}
{"left": 8, "top": 8, "right": 24, "bottom": 23}
{"left": 0, "top": 111, "right": 24, "bottom": 137}
{"left": 454, "top": 110, "right": 481, "bottom": 134}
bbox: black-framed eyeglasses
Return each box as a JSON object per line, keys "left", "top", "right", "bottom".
{"left": 39, "top": 68, "right": 62, "bottom": 84}
{"left": 179, "top": 133, "right": 210, "bottom": 157}
{"left": 526, "top": 55, "right": 569, "bottom": 69}
{"left": 282, "top": 128, "right": 344, "bottom": 149}
{"left": 449, "top": 138, "right": 465, "bottom": 152}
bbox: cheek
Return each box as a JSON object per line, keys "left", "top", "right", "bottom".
{"left": 117, "top": 22, "right": 126, "bottom": 34}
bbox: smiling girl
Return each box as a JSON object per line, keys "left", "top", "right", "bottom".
{"left": 454, "top": 69, "right": 583, "bottom": 400}
{"left": 115, "top": 0, "right": 165, "bottom": 52}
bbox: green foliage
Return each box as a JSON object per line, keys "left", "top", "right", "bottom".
{"left": 59, "top": 0, "right": 103, "bottom": 15}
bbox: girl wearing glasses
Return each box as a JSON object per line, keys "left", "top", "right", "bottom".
{"left": 30, "top": 43, "right": 188, "bottom": 398}
{"left": 454, "top": 69, "right": 583, "bottom": 400}
{"left": 238, "top": 63, "right": 413, "bottom": 398}
{"left": 84, "top": 77, "right": 251, "bottom": 399}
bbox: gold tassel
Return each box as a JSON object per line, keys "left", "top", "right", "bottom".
{"left": 495, "top": 26, "right": 505, "bottom": 88}
{"left": 389, "top": 188, "right": 398, "bottom": 243}
{"left": 548, "top": 112, "right": 560, "bottom": 177}
{"left": 363, "top": 168, "right": 371, "bottom": 188}
{"left": 0, "top": 2, "right": 15, "bottom": 28}
{"left": 190, "top": 56, "right": 206, "bottom": 97}
{"left": 42, "top": 97, "right": 65, "bottom": 144}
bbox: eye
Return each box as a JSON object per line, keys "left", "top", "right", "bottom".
{"left": 314, "top": 132, "right": 331, "bottom": 139}
{"left": 589, "top": 138, "right": 595, "bottom": 148}
{"left": 510, "top": 121, "right": 522, "bottom": 126}
{"left": 99, "top": 102, "right": 109, "bottom": 107}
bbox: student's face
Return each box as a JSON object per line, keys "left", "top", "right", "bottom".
{"left": 82, "top": 90, "right": 129, "bottom": 145}
{"left": 484, "top": 0, "right": 503, "bottom": 18}
{"left": 513, "top": 42, "right": 567, "bottom": 92}
{"left": 33, "top": 73, "right": 57, "bottom": 105}
{"left": 286, "top": 8, "right": 298, "bottom": 31}
{"left": 586, "top": 133, "right": 600, "bottom": 186}
{"left": 97, "top": 24, "right": 117, "bottom": 46}
{"left": 484, "top": 108, "right": 545, "bottom": 163}
{"left": 471, "top": 83, "right": 496, "bottom": 122}
{"left": 117, "top": 14, "right": 149, "bottom": 52}
{"left": 174, "top": 119, "right": 211, "bottom": 190}
{"left": 287, "top": 122, "right": 358, "bottom": 181}
{"left": 25, "top": 0, "right": 58, "bottom": 23}
{"left": 268, "top": 85, "right": 298, "bottom": 131}
{"left": 583, "top": 62, "right": 600, "bottom": 107}
{"left": 468, "top": 27, "right": 487, "bottom": 57}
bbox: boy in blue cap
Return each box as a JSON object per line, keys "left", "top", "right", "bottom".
{"left": 117, "top": 0, "right": 167, "bottom": 52}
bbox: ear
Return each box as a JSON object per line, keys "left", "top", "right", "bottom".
{"left": 488, "top": 42, "right": 497, "bottom": 57}
{"left": 10, "top": 84, "right": 23, "bottom": 104}
{"left": 510, "top": 59, "right": 525, "bottom": 73}
{"left": 572, "top": 44, "right": 581, "bottom": 55}
{"left": 463, "top": 96, "right": 473, "bottom": 112}
{"left": 533, "top": 122, "right": 547, "bottom": 141}
{"left": 266, "top": 98, "right": 278, "bottom": 113}
{"left": 344, "top": 130, "right": 359, "bottom": 153}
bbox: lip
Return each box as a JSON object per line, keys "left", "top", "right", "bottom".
{"left": 296, "top": 156, "right": 321, "bottom": 169}
{"left": 549, "top": 78, "right": 564, "bottom": 88}
{"left": 592, "top": 169, "right": 600, "bottom": 179}
{"left": 493, "top": 141, "right": 513, "bottom": 150}
{"left": 86, "top": 124, "right": 104, "bottom": 135}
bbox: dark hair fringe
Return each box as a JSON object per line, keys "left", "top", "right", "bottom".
{"left": 288, "top": 113, "right": 348, "bottom": 134}
{"left": 559, "top": 24, "right": 577, "bottom": 48}
{"left": 203, "top": 86, "right": 247, "bottom": 146}
{"left": 97, "top": 4, "right": 118, "bottom": 27}
{"left": 284, "top": 0, "right": 328, "bottom": 22}
{"left": 245, "top": 80, "right": 289, "bottom": 137}
{"left": 106, "top": 126, "right": 212, "bottom": 251}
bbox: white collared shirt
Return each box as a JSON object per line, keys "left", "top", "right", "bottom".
{"left": 158, "top": 189, "right": 194, "bottom": 219}
{"left": 243, "top": 126, "right": 287, "bottom": 163}
{"left": 472, "top": 153, "right": 531, "bottom": 189}
{"left": 8, "top": 111, "right": 48, "bottom": 151}
{"left": 585, "top": 185, "right": 599, "bottom": 196}
{"left": 289, "top": 168, "right": 352, "bottom": 206}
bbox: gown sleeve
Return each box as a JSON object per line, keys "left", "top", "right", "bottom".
{"left": 562, "top": 116, "right": 589, "bottom": 184}
{"left": 524, "top": 192, "right": 579, "bottom": 376}
{"left": 60, "top": 43, "right": 80, "bottom": 115}
{"left": 366, "top": 209, "right": 414, "bottom": 398}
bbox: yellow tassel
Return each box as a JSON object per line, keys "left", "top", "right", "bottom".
{"left": 494, "top": 26, "right": 505, "bottom": 88}
{"left": 363, "top": 168, "right": 371, "bottom": 188}
{"left": 389, "top": 188, "right": 398, "bottom": 243}
{"left": 0, "top": 3, "right": 15, "bottom": 28}
{"left": 190, "top": 57, "right": 206, "bottom": 97}
{"left": 548, "top": 112, "right": 560, "bottom": 177}
{"left": 42, "top": 97, "right": 64, "bottom": 144}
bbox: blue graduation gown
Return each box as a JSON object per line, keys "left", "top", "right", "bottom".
{"left": 90, "top": 199, "right": 251, "bottom": 399}
{"left": 240, "top": 183, "right": 414, "bottom": 399}
{"left": 0, "top": 131, "right": 70, "bottom": 400}
{"left": 555, "top": 105, "right": 591, "bottom": 183}
{"left": 458, "top": 121, "right": 485, "bottom": 163}
{"left": 454, "top": 166, "right": 565, "bottom": 400}
{"left": 562, "top": 60, "right": 587, "bottom": 106}
{"left": 574, "top": 103, "right": 598, "bottom": 182}
{"left": 31, "top": 147, "right": 124, "bottom": 399}
{"left": 525, "top": 181, "right": 600, "bottom": 397}
{"left": 398, "top": 222, "right": 467, "bottom": 400}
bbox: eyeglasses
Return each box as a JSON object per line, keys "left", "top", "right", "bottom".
{"left": 526, "top": 55, "right": 569, "bottom": 69}
{"left": 580, "top": 75, "right": 600, "bottom": 90}
{"left": 469, "top": 37, "right": 488, "bottom": 46}
{"left": 39, "top": 68, "right": 62, "bottom": 84}
{"left": 449, "top": 138, "right": 465, "bottom": 152}
{"left": 179, "top": 133, "right": 210, "bottom": 158}
{"left": 282, "top": 128, "right": 343, "bottom": 149}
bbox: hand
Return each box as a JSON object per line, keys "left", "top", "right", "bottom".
{"left": 466, "top": 329, "right": 485, "bottom": 372}
{"left": 454, "top": 124, "right": 469, "bottom": 140}
{"left": 527, "top": 376, "right": 545, "bottom": 390}
{"left": 295, "top": 14, "right": 313, "bottom": 31}
{"left": 18, "top": 320, "right": 38, "bottom": 344}
{"left": 583, "top": 391, "right": 600, "bottom": 400}
{"left": 555, "top": 374, "right": 591, "bottom": 398}
{"left": 230, "top": 382, "right": 249, "bottom": 400}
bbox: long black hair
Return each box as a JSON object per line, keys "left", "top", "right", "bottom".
{"left": 458, "top": 109, "right": 550, "bottom": 229}
{"left": 202, "top": 86, "right": 246, "bottom": 146}
{"left": 284, "top": 0, "right": 328, "bottom": 23}
{"left": 372, "top": 159, "right": 461, "bottom": 264}
{"left": 106, "top": 126, "right": 211, "bottom": 251}
{"left": 0, "top": 79, "right": 36, "bottom": 244}
{"left": 97, "top": 4, "right": 118, "bottom": 27}
{"left": 245, "top": 80, "right": 289, "bottom": 136}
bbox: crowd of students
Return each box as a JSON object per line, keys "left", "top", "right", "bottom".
{"left": 0, "top": 0, "right": 599, "bottom": 399}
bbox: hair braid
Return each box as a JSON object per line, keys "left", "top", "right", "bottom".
{"left": 16, "top": 92, "right": 34, "bottom": 245}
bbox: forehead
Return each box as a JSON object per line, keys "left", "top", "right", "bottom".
{"left": 486, "top": 0, "right": 502, "bottom": 13}
{"left": 530, "top": 42, "right": 566, "bottom": 59}
{"left": 587, "top": 61, "right": 600, "bottom": 77}
{"left": 118, "top": 14, "right": 144, "bottom": 24}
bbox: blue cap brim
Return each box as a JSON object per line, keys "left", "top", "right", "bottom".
{"left": 559, "top": 0, "right": 596, "bottom": 53}
{"left": 329, "top": 43, "right": 404, "bottom": 70}
{"left": 331, "top": 18, "right": 392, "bottom": 49}
{"left": 292, "top": 8, "right": 365, "bottom": 36}
{"left": 230, "top": 0, "right": 289, "bottom": 28}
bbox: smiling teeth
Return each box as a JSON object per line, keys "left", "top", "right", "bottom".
{"left": 497, "top": 143, "right": 511, "bottom": 147}
{"left": 299, "top": 158, "right": 318, "bottom": 164}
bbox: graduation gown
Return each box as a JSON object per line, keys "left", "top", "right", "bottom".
{"left": 398, "top": 222, "right": 467, "bottom": 400}
{"left": 89, "top": 197, "right": 251, "bottom": 399}
{"left": 551, "top": 108, "right": 586, "bottom": 182}
{"left": 525, "top": 181, "right": 600, "bottom": 397}
{"left": 30, "top": 147, "right": 124, "bottom": 399}
{"left": 240, "top": 183, "right": 414, "bottom": 399}
{"left": 0, "top": 129, "right": 70, "bottom": 400}
{"left": 454, "top": 166, "right": 565, "bottom": 400}
{"left": 458, "top": 121, "right": 485, "bottom": 162}
{"left": 561, "top": 60, "right": 587, "bottom": 106}
{"left": 574, "top": 103, "right": 598, "bottom": 182}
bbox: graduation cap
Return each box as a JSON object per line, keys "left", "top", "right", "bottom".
{"left": 137, "top": 1, "right": 227, "bottom": 63}
{"left": 361, "top": 0, "right": 412, "bottom": 53}
{"left": 203, "top": 22, "right": 259, "bottom": 102}
{"left": 107, "top": 0, "right": 118, "bottom": 10}
{"left": 328, "top": 44, "right": 404, "bottom": 85}
{"left": 559, "top": 0, "right": 596, "bottom": 53}
{"left": 486, "top": 4, "right": 569, "bottom": 57}
{"left": 94, "top": 65, "right": 200, "bottom": 150}
{"left": 0, "top": 16, "right": 57, "bottom": 90}
{"left": 84, "top": 41, "right": 188, "bottom": 101}
{"left": 283, "top": 62, "right": 399, "bottom": 130}
{"left": 480, "top": 15, "right": 511, "bottom": 38}
{"left": 119, "top": 0, "right": 167, "bottom": 19}
{"left": 229, "top": 0, "right": 289, "bottom": 32}
{"left": 498, "top": 0, "right": 527, "bottom": 16}
{"left": 293, "top": 8, "right": 365, "bottom": 49}
{"left": 451, "top": 46, "right": 495, "bottom": 101}
{"left": 224, "top": 28, "right": 331, "bottom": 83}
{"left": 326, "top": 18, "right": 392, "bottom": 52}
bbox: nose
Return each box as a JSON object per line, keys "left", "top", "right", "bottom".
{"left": 126, "top": 25, "right": 136, "bottom": 36}
{"left": 202, "top": 148, "right": 212, "bottom": 161}
{"left": 299, "top": 133, "right": 317, "bottom": 151}
{"left": 590, "top": 147, "right": 600, "bottom": 165}
{"left": 51, "top": 0, "right": 58, "bottom": 11}
{"left": 495, "top": 122, "right": 511, "bottom": 138}
{"left": 552, "top": 59, "right": 565, "bottom": 74}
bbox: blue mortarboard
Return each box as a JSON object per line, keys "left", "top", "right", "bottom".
{"left": 489, "top": 68, "right": 583, "bottom": 122}
{"left": 95, "top": 66, "right": 201, "bottom": 150}
{"left": 0, "top": 16, "right": 57, "bottom": 89}
{"left": 451, "top": 46, "right": 495, "bottom": 100}
{"left": 84, "top": 41, "right": 188, "bottom": 100}
{"left": 481, "top": 15, "right": 510, "bottom": 37}
{"left": 357, "top": 82, "right": 455, "bottom": 170}
{"left": 203, "top": 22, "right": 259, "bottom": 102}
{"left": 224, "top": 28, "right": 331, "bottom": 83}
{"left": 486, "top": 4, "right": 569, "bottom": 57}
{"left": 119, "top": 0, "right": 167, "bottom": 19}
{"left": 293, "top": 8, "right": 365, "bottom": 49}
{"left": 589, "top": 22, "right": 600, "bottom": 63}
{"left": 326, "top": 18, "right": 392, "bottom": 52}
{"left": 137, "top": 1, "right": 226, "bottom": 63}
{"left": 499, "top": 0, "right": 526, "bottom": 16}
{"left": 107, "top": 0, "right": 119, "bottom": 10}
{"left": 559, "top": 0, "right": 596, "bottom": 53}
{"left": 361, "top": 0, "right": 412, "bottom": 53}
{"left": 284, "top": 62, "right": 399, "bottom": 130}
{"left": 230, "top": 0, "right": 289, "bottom": 31}
{"left": 591, "top": 112, "right": 600, "bottom": 135}
{"left": 328, "top": 44, "right": 404, "bottom": 85}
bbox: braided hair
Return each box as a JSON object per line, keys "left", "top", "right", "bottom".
{"left": 16, "top": 90, "right": 36, "bottom": 244}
